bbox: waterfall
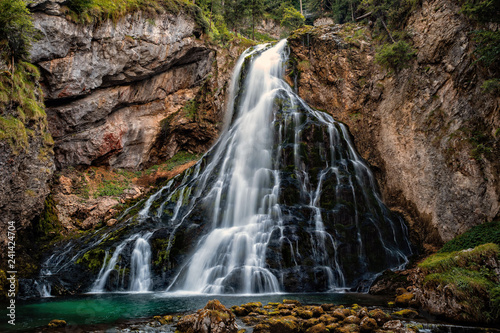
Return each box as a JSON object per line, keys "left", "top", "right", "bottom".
{"left": 36, "top": 39, "right": 412, "bottom": 296}
{"left": 129, "top": 232, "right": 153, "bottom": 292}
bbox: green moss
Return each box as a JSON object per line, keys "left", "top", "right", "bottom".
{"left": 375, "top": 40, "right": 416, "bottom": 72}
{"left": 76, "top": 248, "right": 107, "bottom": 272}
{"left": 94, "top": 179, "right": 129, "bottom": 198}
{"left": 35, "top": 196, "right": 64, "bottom": 245}
{"left": 419, "top": 243, "right": 500, "bottom": 322}
{"left": 439, "top": 220, "right": 500, "bottom": 253}
{"left": 66, "top": 0, "right": 209, "bottom": 32}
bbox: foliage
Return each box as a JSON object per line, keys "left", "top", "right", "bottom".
{"left": 419, "top": 243, "right": 500, "bottom": 322}
{"left": 471, "top": 30, "right": 500, "bottom": 68}
{"left": 439, "top": 220, "right": 500, "bottom": 253}
{"left": 94, "top": 180, "right": 129, "bottom": 198}
{"left": 0, "top": 61, "right": 52, "bottom": 153}
{"left": 481, "top": 78, "right": 500, "bottom": 95}
{"left": 164, "top": 151, "right": 201, "bottom": 171}
{"left": 66, "top": 0, "right": 209, "bottom": 31}
{"left": 460, "top": 0, "right": 500, "bottom": 23}
{"left": 0, "top": 0, "right": 38, "bottom": 62}
{"left": 375, "top": 40, "right": 416, "bottom": 72}
{"left": 280, "top": 6, "right": 305, "bottom": 31}
{"left": 182, "top": 99, "right": 198, "bottom": 120}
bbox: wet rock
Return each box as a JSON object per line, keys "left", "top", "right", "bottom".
{"left": 332, "top": 308, "right": 347, "bottom": 320}
{"left": 321, "top": 304, "right": 336, "bottom": 311}
{"left": 319, "top": 314, "right": 337, "bottom": 325}
{"left": 283, "top": 299, "right": 301, "bottom": 305}
{"left": 295, "top": 308, "right": 314, "bottom": 319}
{"left": 343, "top": 315, "right": 361, "bottom": 325}
{"left": 336, "top": 323, "right": 360, "bottom": 333}
{"left": 231, "top": 306, "right": 249, "bottom": 317}
{"left": 254, "top": 316, "right": 300, "bottom": 333}
{"left": 382, "top": 320, "right": 414, "bottom": 333}
{"left": 395, "top": 293, "right": 414, "bottom": 307}
{"left": 48, "top": 319, "right": 66, "bottom": 328}
{"left": 306, "top": 322, "right": 328, "bottom": 333}
{"left": 367, "top": 309, "right": 390, "bottom": 325}
{"left": 392, "top": 309, "right": 418, "bottom": 319}
{"left": 177, "top": 300, "right": 238, "bottom": 333}
{"left": 310, "top": 306, "right": 324, "bottom": 317}
{"left": 359, "top": 316, "right": 377, "bottom": 332}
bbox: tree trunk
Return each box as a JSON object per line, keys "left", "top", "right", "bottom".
{"left": 300, "top": 0, "right": 303, "bottom": 15}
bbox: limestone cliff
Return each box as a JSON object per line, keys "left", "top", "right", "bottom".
{"left": 288, "top": 0, "right": 499, "bottom": 251}
{"left": 30, "top": 2, "right": 220, "bottom": 170}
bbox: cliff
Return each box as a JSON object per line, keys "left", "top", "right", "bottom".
{"left": 288, "top": 0, "right": 499, "bottom": 251}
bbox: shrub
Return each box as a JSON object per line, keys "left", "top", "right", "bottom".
{"left": 439, "top": 220, "right": 500, "bottom": 253}
{"left": 280, "top": 6, "right": 305, "bottom": 31}
{"left": 375, "top": 40, "right": 416, "bottom": 72}
{"left": 0, "top": 0, "right": 37, "bottom": 62}
{"left": 481, "top": 78, "right": 500, "bottom": 95}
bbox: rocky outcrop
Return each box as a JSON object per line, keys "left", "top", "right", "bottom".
{"left": 0, "top": 62, "right": 55, "bottom": 257}
{"left": 288, "top": 0, "right": 500, "bottom": 249}
{"left": 30, "top": 3, "right": 227, "bottom": 170}
{"left": 177, "top": 299, "right": 238, "bottom": 333}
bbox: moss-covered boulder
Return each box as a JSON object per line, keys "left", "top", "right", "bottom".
{"left": 177, "top": 299, "right": 237, "bottom": 333}
{"left": 412, "top": 243, "right": 500, "bottom": 324}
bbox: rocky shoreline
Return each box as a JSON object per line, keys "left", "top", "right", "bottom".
{"left": 39, "top": 297, "right": 499, "bottom": 333}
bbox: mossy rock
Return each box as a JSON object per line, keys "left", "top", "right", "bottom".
{"left": 306, "top": 322, "right": 328, "bottom": 333}
{"left": 48, "top": 319, "right": 66, "bottom": 328}
{"left": 395, "top": 292, "right": 414, "bottom": 307}
{"left": 392, "top": 309, "right": 418, "bottom": 318}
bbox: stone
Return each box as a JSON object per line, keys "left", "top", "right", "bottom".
{"left": 343, "top": 315, "right": 361, "bottom": 325}
{"left": 332, "top": 308, "right": 347, "bottom": 320}
{"left": 395, "top": 293, "right": 414, "bottom": 307}
{"left": 176, "top": 299, "right": 238, "bottom": 333}
{"left": 367, "top": 309, "right": 390, "bottom": 325}
{"left": 392, "top": 309, "right": 418, "bottom": 318}
{"left": 48, "top": 319, "right": 66, "bottom": 328}
{"left": 359, "top": 317, "right": 377, "bottom": 332}
{"left": 306, "top": 323, "right": 328, "bottom": 333}
{"left": 382, "top": 320, "right": 414, "bottom": 333}
{"left": 231, "top": 306, "right": 249, "bottom": 317}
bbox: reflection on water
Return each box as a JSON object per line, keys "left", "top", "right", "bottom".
{"left": 2, "top": 293, "right": 388, "bottom": 331}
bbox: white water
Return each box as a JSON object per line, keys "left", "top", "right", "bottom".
{"left": 37, "top": 40, "right": 411, "bottom": 296}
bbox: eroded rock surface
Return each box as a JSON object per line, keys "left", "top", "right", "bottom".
{"left": 30, "top": 4, "right": 231, "bottom": 170}
{"left": 288, "top": 0, "right": 500, "bottom": 249}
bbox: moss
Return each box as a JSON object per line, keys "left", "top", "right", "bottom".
{"left": 439, "top": 220, "right": 500, "bottom": 253}
{"left": 34, "top": 196, "right": 64, "bottom": 245}
{"left": 94, "top": 179, "right": 129, "bottom": 198}
{"left": 419, "top": 243, "right": 500, "bottom": 322}
{"left": 76, "top": 248, "right": 107, "bottom": 272}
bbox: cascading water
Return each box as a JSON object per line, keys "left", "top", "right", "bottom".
{"left": 31, "top": 40, "right": 412, "bottom": 296}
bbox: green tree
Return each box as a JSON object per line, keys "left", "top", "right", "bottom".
{"left": 375, "top": 40, "right": 416, "bottom": 72}
{"left": 280, "top": 6, "right": 305, "bottom": 31}
{"left": 0, "top": 0, "right": 38, "bottom": 63}
{"left": 243, "top": 0, "right": 266, "bottom": 39}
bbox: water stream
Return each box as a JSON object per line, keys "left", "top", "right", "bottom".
{"left": 29, "top": 40, "right": 412, "bottom": 297}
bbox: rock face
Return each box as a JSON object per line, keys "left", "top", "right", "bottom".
{"left": 30, "top": 3, "right": 226, "bottom": 170}
{"left": 288, "top": 0, "right": 500, "bottom": 249}
{"left": 0, "top": 62, "right": 55, "bottom": 257}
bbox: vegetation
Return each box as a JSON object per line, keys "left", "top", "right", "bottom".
{"left": 419, "top": 243, "right": 500, "bottom": 323}
{"left": 459, "top": 0, "right": 500, "bottom": 93}
{"left": 439, "top": 220, "right": 500, "bottom": 253}
{"left": 0, "top": 0, "right": 38, "bottom": 62}
{"left": 375, "top": 40, "right": 416, "bottom": 72}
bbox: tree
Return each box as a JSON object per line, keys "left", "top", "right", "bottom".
{"left": 281, "top": 6, "right": 305, "bottom": 31}
{"left": 243, "top": 0, "right": 266, "bottom": 40}
{"left": 0, "top": 0, "right": 37, "bottom": 64}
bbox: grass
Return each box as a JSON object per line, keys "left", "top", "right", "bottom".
{"left": 94, "top": 179, "right": 130, "bottom": 198}
{"left": 439, "top": 220, "right": 500, "bottom": 253}
{"left": 0, "top": 61, "right": 52, "bottom": 154}
{"left": 419, "top": 243, "right": 500, "bottom": 323}
{"left": 66, "top": 0, "right": 209, "bottom": 32}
